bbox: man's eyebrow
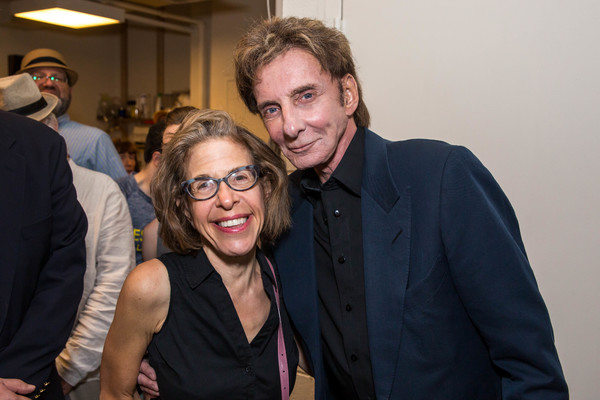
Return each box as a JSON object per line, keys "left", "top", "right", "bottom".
{"left": 257, "top": 100, "right": 278, "bottom": 111}
{"left": 289, "top": 84, "right": 316, "bottom": 97}
{"left": 257, "top": 84, "right": 318, "bottom": 110}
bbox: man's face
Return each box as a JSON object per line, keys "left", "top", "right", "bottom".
{"left": 253, "top": 49, "right": 358, "bottom": 180}
{"left": 29, "top": 67, "right": 71, "bottom": 117}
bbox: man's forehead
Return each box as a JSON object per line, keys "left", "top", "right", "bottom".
{"left": 254, "top": 49, "right": 331, "bottom": 96}
{"left": 29, "top": 66, "right": 67, "bottom": 76}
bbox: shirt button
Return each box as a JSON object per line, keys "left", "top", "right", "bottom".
{"left": 345, "top": 304, "right": 352, "bottom": 312}
{"left": 338, "top": 256, "right": 346, "bottom": 264}
{"left": 350, "top": 354, "right": 358, "bottom": 362}
{"left": 245, "top": 366, "right": 252, "bottom": 374}
{"left": 333, "top": 209, "right": 341, "bottom": 217}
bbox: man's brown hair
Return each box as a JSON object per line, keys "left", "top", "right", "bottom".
{"left": 234, "top": 16, "right": 370, "bottom": 128}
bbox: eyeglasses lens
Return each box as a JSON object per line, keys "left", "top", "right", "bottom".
{"left": 185, "top": 166, "right": 259, "bottom": 200}
{"left": 31, "top": 74, "right": 67, "bottom": 84}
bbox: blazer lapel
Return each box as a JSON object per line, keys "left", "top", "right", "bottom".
{"left": 362, "top": 130, "right": 411, "bottom": 400}
{"left": 0, "top": 133, "right": 26, "bottom": 331}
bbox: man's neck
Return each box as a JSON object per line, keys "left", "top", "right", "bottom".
{"left": 134, "top": 167, "right": 154, "bottom": 197}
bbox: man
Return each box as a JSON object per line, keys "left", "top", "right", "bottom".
{"left": 116, "top": 120, "right": 165, "bottom": 265}
{"left": 141, "top": 17, "right": 568, "bottom": 399}
{"left": 16, "top": 48, "right": 127, "bottom": 180}
{"left": 236, "top": 17, "right": 569, "bottom": 399}
{"left": 0, "top": 73, "right": 87, "bottom": 399}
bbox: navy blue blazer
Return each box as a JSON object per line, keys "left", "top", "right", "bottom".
{"left": 273, "top": 129, "right": 567, "bottom": 400}
{"left": 0, "top": 111, "right": 87, "bottom": 399}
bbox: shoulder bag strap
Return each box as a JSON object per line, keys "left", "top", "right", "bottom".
{"left": 265, "top": 257, "right": 290, "bottom": 400}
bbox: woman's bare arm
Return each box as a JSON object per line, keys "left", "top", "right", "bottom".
{"left": 141, "top": 219, "right": 159, "bottom": 262}
{"left": 100, "top": 260, "right": 170, "bottom": 400}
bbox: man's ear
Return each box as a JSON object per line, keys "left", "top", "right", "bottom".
{"left": 341, "top": 73, "right": 359, "bottom": 116}
{"left": 151, "top": 150, "right": 162, "bottom": 167}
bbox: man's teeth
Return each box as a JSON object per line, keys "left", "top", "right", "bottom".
{"left": 217, "top": 217, "right": 248, "bottom": 228}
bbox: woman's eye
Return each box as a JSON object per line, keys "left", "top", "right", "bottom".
{"left": 194, "top": 180, "right": 213, "bottom": 192}
{"left": 233, "top": 174, "right": 249, "bottom": 183}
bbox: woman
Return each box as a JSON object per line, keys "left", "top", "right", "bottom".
{"left": 113, "top": 138, "right": 139, "bottom": 174}
{"left": 100, "top": 109, "right": 299, "bottom": 399}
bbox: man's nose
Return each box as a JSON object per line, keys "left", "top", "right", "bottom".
{"left": 282, "top": 107, "right": 304, "bottom": 139}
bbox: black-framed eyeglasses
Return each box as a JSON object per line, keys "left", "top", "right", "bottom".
{"left": 31, "top": 73, "right": 68, "bottom": 84}
{"left": 181, "top": 165, "right": 261, "bottom": 201}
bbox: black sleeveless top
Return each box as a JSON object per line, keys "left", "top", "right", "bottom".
{"left": 147, "top": 248, "right": 298, "bottom": 399}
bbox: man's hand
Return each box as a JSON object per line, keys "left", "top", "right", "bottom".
{"left": 0, "top": 378, "right": 35, "bottom": 400}
{"left": 137, "top": 359, "right": 160, "bottom": 399}
{"left": 59, "top": 377, "right": 73, "bottom": 395}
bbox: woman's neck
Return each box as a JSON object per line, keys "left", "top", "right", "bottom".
{"left": 205, "top": 248, "right": 260, "bottom": 293}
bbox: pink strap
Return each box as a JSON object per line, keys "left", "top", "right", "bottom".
{"left": 265, "top": 257, "right": 289, "bottom": 400}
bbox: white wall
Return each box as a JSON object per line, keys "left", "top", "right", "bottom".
{"left": 209, "top": 0, "right": 270, "bottom": 142}
{"left": 281, "top": 0, "right": 600, "bottom": 398}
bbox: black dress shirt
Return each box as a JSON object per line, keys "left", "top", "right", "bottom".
{"left": 147, "top": 249, "right": 298, "bottom": 399}
{"left": 300, "top": 127, "right": 376, "bottom": 400}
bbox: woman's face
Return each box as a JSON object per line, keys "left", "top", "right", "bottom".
{"left": 185, "top": 138, "right": 265, "bottom": 265}
{"left": 120, "top": 152, "right": 137, "bottom": 174}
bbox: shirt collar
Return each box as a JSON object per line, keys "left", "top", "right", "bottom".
{"left": 332, "top": 126, "right": 364, "bottom": 195}
{"left": 57, "top": 113, "right": 70, "bottom": 126}
{"left": 185, "top": 248, "right": 275, "bottom": 289}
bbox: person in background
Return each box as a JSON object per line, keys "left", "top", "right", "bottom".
{"left": 161, "top": 106, "right": 196, "bottom": 144}
{"left": 101, "top": 109, "right": 299, "bottom": 399}
{"left": 0, "top": 73, "right": 87, "bottom": 399}
{"left": 116, "top": 121, "right": 165, "bottom": 265}
{"left": 141, "top": 106, "right": 198, "bottom": 262}
{"left": 113, "top": 138, "right": 139, "bottom": 174}
{"left": 16, "top": 48, "right": 127, "bottom": 180}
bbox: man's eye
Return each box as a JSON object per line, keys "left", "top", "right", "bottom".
{"left": 301, "top": 93, "right": 313, "bottom": 100}
{"left": 262, "top": 107, "right": 279, "bottom": 118}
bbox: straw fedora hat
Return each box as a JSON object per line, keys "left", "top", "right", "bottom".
{"left": 0, "top": 73, "right": 59, "bottom": 121}
{"left": 16, "top": 48, "right": 78, "bottom": 86}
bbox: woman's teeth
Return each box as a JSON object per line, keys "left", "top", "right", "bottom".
{"left": 217, "top": 217, "right": 248, "bottom": 228}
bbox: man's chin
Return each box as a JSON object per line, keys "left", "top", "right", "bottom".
{"left": 285, "top": 155, "right": 321, "bottom": 171}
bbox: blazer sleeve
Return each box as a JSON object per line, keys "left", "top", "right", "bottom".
{"left": 0, "top": 132, "right": 87, "bottom": 388}
{"left": 439, "top": 146, "right": 568, "bottom": 399}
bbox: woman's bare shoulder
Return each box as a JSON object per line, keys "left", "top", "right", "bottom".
{"left": 121, "top": 259, "right": 171, "bottom": 320}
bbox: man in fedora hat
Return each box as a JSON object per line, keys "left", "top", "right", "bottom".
{"left": 17, "top": 48, "right": 127, "bottom": 180}
{"left": 0, "top": 73, "right": 87, "bottom": 399}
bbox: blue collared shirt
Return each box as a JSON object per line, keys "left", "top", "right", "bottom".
{"left": 58, "top": 114, "right": 127, "bottom": 180}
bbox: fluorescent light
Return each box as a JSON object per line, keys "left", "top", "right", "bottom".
{"left": 10, "top": 0, "right": 124, "bottom": 29}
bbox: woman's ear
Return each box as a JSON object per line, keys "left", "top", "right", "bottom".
{"left": 261, "top": 179, "right": 272, "bottom": 200}
{"left": 341, "top": 73, "right": 359, "bottom": 116}
{"left": 178, "top": 198, "right": 194, "bottom": 228}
